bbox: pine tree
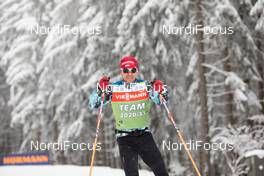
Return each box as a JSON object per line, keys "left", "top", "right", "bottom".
{"left": 251, "top": 0, "right": 264, "bottom": 113}
{"left": 0, "top": 67, "right": 11, "bottom": 154}
{"left": 0, "top": 0, "right": 42, "bottom": 152}
{"left": 212, "top": 115, "right": 264, "bottom": 175}
{"left": 194, "top": 0, "right": 210, "bottom": 174}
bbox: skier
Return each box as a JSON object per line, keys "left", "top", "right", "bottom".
{"left": 89, "top": 56, "right": 169, "bottom": 176}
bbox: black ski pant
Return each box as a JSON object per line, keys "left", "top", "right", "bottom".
{"left": 117, "top": 132, "right": 169, "bottom": 176}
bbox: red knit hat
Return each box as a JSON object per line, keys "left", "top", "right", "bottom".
{"left": 119, "top": 56, "right": 138, "bottom": 69}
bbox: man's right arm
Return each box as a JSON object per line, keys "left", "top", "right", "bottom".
{"left": 89, "top": 90, "right": 102, "bottom": 109}
{"left": 88, "top": 76, "right": 112, "bottom": 109}
{"left": 88, "top": 89, "right": 112, "bottom": 109}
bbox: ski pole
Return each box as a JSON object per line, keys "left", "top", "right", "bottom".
{"left": 89, "top": 92, "right": 105, "bottom": 176}
{"left": 159, "top": 95, "right": 202, "bottom": 176}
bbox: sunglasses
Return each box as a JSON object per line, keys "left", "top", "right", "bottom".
{"left": 122, "top": 68, "right": 137, "bottom": 73}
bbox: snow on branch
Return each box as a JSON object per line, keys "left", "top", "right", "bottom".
{"left": 2, "top": 41, "right": 37, "bottom": 65}
{"left": 203, "top": 64, "right": 247, "bottom": 90}
{"left": 225, "top": 73, "right": 247, "bottom": 91}
{"left": 14, "top": 16, "right": 38, "bottom": 32}
{"left": 207, "top": 91, "right": 234, "bottom": 98}
{"left": 248, "top": 114, "right": 264, "bottom": 124}
{"left": 186, "top": 52, "right": 198, "bottom": 76}
{"left": 206, "top": 82, "right": 225, "bottom": 87}
{"left": 203, "top": 63, "right": 250, "bottom": 106}
{"left": 250, "top": 0, "right": 264, "bottom": 31}
{"left": 51, "top": 0, "right": 75, "bottom": 22}
{"left": 203, "top": 63, "right": 228, "bottom": 76}
{"left": 245, "top": 149, "right": 264, "bottom": 159}
{"left": 130, "top": 0, "right": 169, "bottom": 27}
{"left": 38, "top": 41, "right": 77, "bottom": 72}
{"left": 250, "top": 0, "right": 264, "bottom": 16}
{"left": 6, "top": 63, "right": 35, "bottom": 85}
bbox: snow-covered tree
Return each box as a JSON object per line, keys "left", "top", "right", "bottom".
{"left": 0, "top": 0, "right": 42, "bottom": 152}
{"left": 212, "top": 115, "right": 264, "bottom": 175}
{"left": 0, "top": 67, "right": 11, "bottom": 154}
{"left": 250, "top": 0, "right": 264, "bottom": 113}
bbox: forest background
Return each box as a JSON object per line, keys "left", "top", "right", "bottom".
{"left": 0, "top": 0, "right": 264, "bottom": 175}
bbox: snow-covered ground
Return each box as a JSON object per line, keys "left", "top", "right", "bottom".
{"left": 0, "top": 165, "right": 155, "bottom": 176}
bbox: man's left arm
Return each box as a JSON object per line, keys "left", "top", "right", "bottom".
{"left": 148, "top": 80, "right": 168, "bottom": 105}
